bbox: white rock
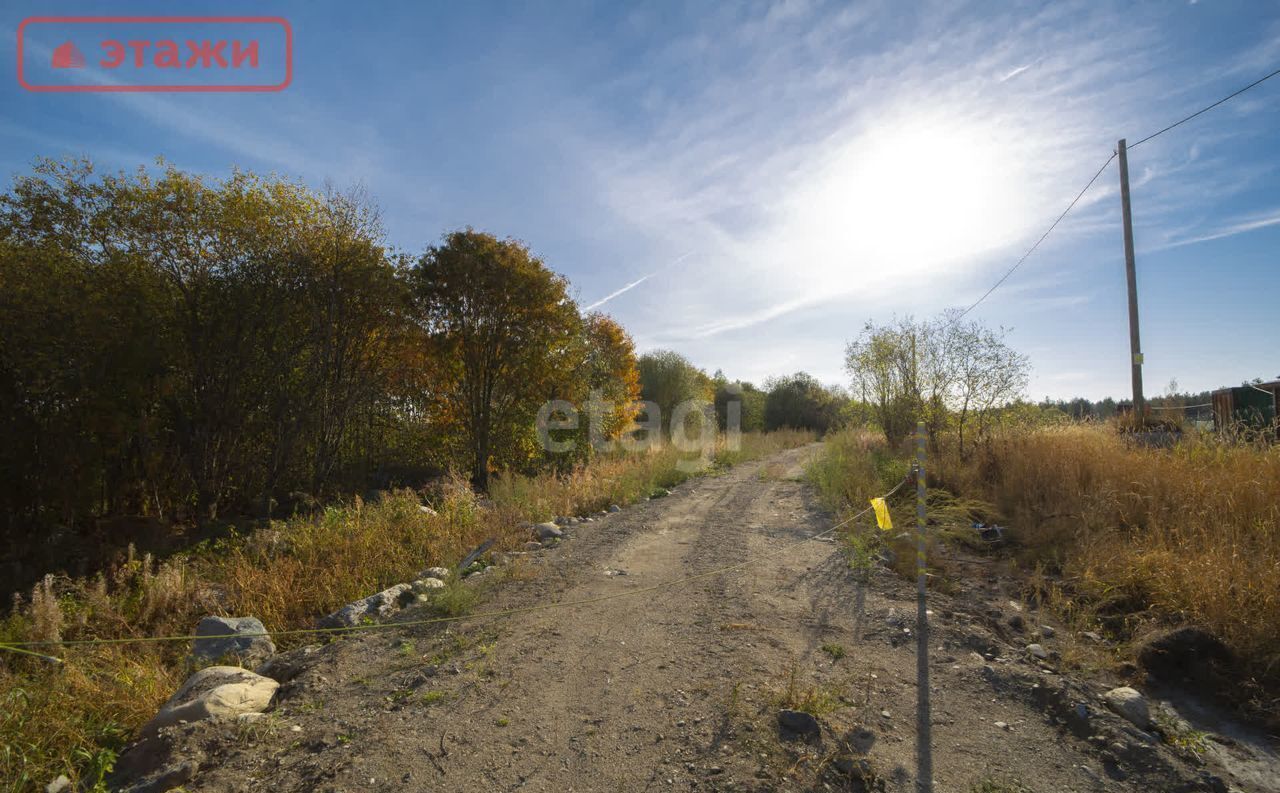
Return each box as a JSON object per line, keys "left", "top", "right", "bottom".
{"left": 423, "top": 566, "right": 450, "bottom": 579}
{"left": 316, "top": 583, "right": 413, "bottom": 628}
{"left": 142, "top": 666, "right": 278, "bottom": 736}
{"left": 533, "top": 522, "right": 563, "bottom": 540}
{"left": 45, "top": 776, "right": 71, "bottom": 793}
{"left": 1027, "top": 643, "right": 1049, "bottom": 659}
{"left": 418, "top": 505, "right": 437, "bottom": 516}
{"left": 413, "top": 577, "right": 446, "bottom": 592}
{"left": 1103, "top": 687, "right": 1151, "bottom": 730}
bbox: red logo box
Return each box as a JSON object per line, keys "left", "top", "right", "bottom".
{"left": 17, "top": 16, "right": 292, "bottom": 92}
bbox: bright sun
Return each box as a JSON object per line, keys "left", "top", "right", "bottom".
{"left": 779, "top": 114, "right": 1027, "bottom": 293}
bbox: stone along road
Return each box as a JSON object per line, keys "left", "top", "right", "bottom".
{"left": 125, "top": 445, "right": 1272, "bottom": 793}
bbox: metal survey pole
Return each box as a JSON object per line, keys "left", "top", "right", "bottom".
{"left": 914, "top": 421, "right": 932, "bottom": 793}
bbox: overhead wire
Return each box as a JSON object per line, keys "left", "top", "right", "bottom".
{"left": 1128, "top": 66, "right": 1280, "bottom": 150}
{"left": 949, "top": 64, "right": 1280, "bottom": 325}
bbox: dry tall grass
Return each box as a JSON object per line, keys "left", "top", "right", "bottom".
{"left": 0, "top": 431, "right": 811, "bottom": 792}
{"left": 937, "top": 425, "right": 1280, "bottom": 693}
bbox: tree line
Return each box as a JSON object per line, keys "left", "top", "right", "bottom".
{"left": 0, "top": 160, "right": 854, "bottom": 579}
{"left": 635, "top": 350, "right": 848, "bottom": 436}
{"left": 0, "top": 161, "right": 651, "bottom": 569}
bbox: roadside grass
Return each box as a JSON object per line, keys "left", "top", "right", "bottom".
{"left": 488, "top": 429, "right": 812, "bottom": 521}
{"left": 935, "top": 424, "right": 1280, "bottom": 713}
{"left": 812, "top": 422, "right": 1280, "bottom": 721}
{"left": 0, "top": 430, "right": 810, "bottom": 791}
{"left": 807, "top": 428, "right": 954, "bottom": 586}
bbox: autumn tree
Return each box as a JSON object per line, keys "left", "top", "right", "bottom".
{"left": 638, "top": 350, "right": 714, "bottom": 437}
{"left": 844, "top": 313, "right": 1028, "bottom": 450}
{"left": 0, "top": 158, "right": 406, "bottom": 547}
{"left": 409, "top": 230, "right": 581, "bottom": 489}
{"left": 713, "top": 372, "right": 766, "bottom": 433}
{"left": 579, "top": 312, "right": 642, "bottom": 443}
{"left": 945, "top": 313, "right": 1030, "bottom": 456}
{"left": 763, "top": 372, "right": 845, "bottom": 433}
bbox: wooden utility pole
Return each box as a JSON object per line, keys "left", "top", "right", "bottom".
{"left": 1117, "top": 139, "right": 1146, "bottom": 417}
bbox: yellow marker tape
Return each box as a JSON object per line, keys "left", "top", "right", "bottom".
{"left": 870, "top": 497, "right": 892, "bottom": 530}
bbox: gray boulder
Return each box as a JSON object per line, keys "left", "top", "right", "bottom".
{"left": 533, "top": 522, "right": 563, "bottom": 541}
{"left": 777, "top": 709, "right": 820, "bottom": 739}
{"left": 317, "top": 583, "right": 413, "bottom": 628}
{"left": 608, "top": 504, "right": 621, "bottom": 513}
{"left": 141, "top": 666, "right": 278, "bottom": 737}
{"left": 412, "top": 577, "right": 446, "bottom": 592}
{"left": 421, "top": 566, "right": 450, "bottom": 579}
{"left": 189, "top": 616, "right": 274, "bottom": 667}
{"left": 1103, "top": 687, "right": 1151, "bottom": 730}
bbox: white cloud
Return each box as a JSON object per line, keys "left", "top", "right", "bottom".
{"left": 573, "top": 3, "right": 1164, "bottom": 348}
{"left": 1156, "top": 206, "right": 1280, "bottom": 250}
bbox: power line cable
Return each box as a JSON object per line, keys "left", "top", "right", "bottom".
{"left": 947, "top": 152, "right": 1115, "bottom": 326}
{"left": 1129, "top": 66, "right": 1280, "bottom": 149}
{"left": 950, "top": 63, "right": 1280, "bottom": 325}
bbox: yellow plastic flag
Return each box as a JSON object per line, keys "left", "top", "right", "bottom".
{"left": 870, "top": 497, "right": 892, "bottom": 530}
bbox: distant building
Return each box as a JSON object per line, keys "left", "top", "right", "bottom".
{"left": 1212, "top": 381, "right": 1280, "bottom": 430}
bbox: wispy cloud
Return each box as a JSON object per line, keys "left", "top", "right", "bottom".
{"left": 574, "top": 2, "right": 1173, "bottom": 349}
{"left": 1157, "top": 206, "right": 1280, "bottom": 250}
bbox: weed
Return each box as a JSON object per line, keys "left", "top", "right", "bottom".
{"left": 234, "top": 713, "right": 279, "bottom": 743}
{"left": 774, "top": 662, "right": 842, "bottom": 717}
{"left": 420, "top": 690, "right": 448, "bottom": 706}
{"left": 821, "top": 643, "right": 846, "bottom": 661}
{"left": 1153, "top": 709, "right": 1211, "bottom": 761}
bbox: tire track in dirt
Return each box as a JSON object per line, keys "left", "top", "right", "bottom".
{"left": 141, "top": 444, "right": 1269, "bottom": 793}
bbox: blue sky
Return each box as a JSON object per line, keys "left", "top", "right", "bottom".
{"left": 3, "top": 1, "right": 1278, "bottom": 400}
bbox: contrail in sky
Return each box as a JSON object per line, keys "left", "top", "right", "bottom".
{"left": 583, "top": 252, "right": 692, "bottom": 311}
{"left": 584, "top": 274, "right": 652, "bottom": 310}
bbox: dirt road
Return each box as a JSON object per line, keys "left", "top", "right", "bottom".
{"left": 123, "top": 445, "right": 1276, "bottom": 792}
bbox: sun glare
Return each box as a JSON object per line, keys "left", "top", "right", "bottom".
{"left": 779, "top": 114, "right": 1026, "bottom": 293}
